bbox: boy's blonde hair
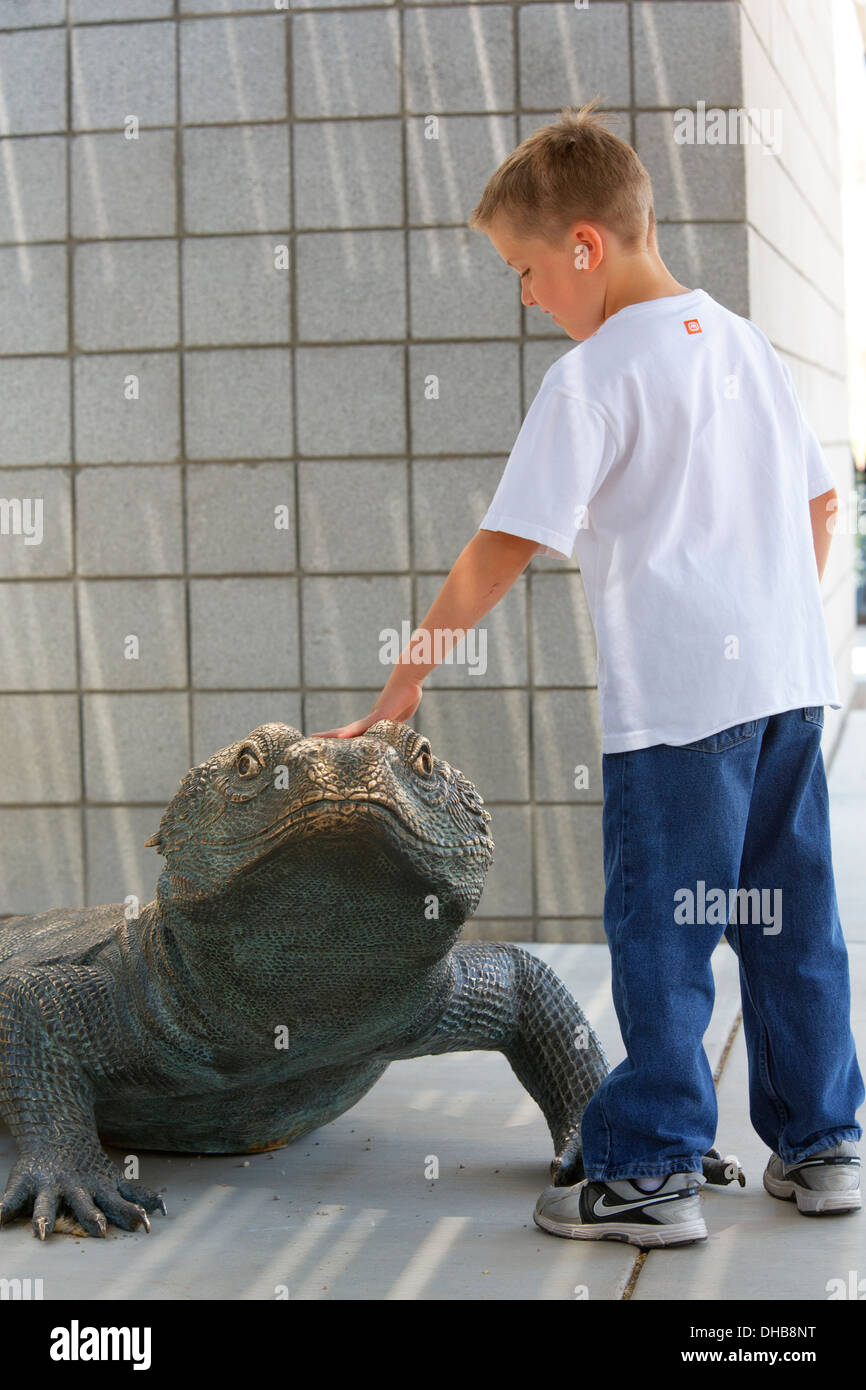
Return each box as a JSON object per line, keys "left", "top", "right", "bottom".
{"left": 467, "top": 96, "right": 655, "bottom": 252}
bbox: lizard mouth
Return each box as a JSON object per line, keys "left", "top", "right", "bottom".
{"left": 279, "top": 795, "right": 494, "bottom": 856}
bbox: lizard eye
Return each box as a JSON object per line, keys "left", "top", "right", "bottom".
{"left": 236, "top": 747, "right": 262, "bottom": 778}
{"left": 412, "top": 740, "right": 434, "bottom": 776}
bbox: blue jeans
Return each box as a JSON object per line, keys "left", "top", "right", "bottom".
{"left": 580, "top": 706, "right": 864, "bottom": 1180}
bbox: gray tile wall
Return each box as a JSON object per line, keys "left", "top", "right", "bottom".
{"left": 0, "top": 1, "right": 855, "bottom": 941}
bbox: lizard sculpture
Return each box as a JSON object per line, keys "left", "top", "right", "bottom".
{"left": 0, "top": 719, "right": 740, "bottom": 1240}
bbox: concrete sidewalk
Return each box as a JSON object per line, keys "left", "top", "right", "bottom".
{"left": 0, "top": 713, "right": 863, "bottom": 1301}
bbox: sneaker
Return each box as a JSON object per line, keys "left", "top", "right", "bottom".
{"left": 763, "top": 1141, "right": 861, "bottom": 1215}
{"left": 533, "top": 1171, "right": 708, "bottom": 1247}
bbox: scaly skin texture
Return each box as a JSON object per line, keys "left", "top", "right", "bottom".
{"left": 0, "top": 719, "right": 736, "bottom": 1241}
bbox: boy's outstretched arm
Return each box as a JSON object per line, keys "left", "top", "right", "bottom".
{"left": 310, "top": 529, "right": 541, "bottom": 738}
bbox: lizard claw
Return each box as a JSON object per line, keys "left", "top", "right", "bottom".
{"left": 550, "top": 1133, "right": 586, "bottom": 1188}
{"left": 701, "top": 1146, "right": 747, "bottom": 1187}
{"left": 2, "top": 1146, "right": 167, "bottom": 1238}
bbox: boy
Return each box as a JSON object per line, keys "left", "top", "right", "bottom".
{"left": 311, "top": 100, "right": 863, "bottom": 1247}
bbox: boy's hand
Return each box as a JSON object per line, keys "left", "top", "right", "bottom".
{"left": 309, "top": 675, "right": 423, "bottom": 739}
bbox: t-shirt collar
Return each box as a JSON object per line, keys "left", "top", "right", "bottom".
{"left": 593, "top": 287, "right": 707, "bottom": 335}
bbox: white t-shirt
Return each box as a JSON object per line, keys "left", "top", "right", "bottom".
{"left": 479, "top": 287, "right": 841, "bottom": 753}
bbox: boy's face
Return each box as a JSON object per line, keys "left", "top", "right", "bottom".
{"left": 485, "top": 212, "right": 609, "bottom": 341}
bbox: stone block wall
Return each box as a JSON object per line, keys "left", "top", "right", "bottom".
{"left": 0, "top": 0, "right": 856, "bottom": 937}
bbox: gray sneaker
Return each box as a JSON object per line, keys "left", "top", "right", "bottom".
{"left": 533, "top": 1171, "right": 708, "bottom": 1247}
{"left": 763, "top": 1141, "right": 861, "bottom": 1215}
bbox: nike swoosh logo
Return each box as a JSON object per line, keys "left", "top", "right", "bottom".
{"left": 592, "top": 1189, "right": 690, "bottom": 1217}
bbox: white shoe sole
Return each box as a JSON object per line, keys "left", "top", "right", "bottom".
{"left": 763, "top": 1170, "right": 861, "bottom": 1214}
{"left": 533, "top": 1209, "right": 707, "bottom": 1246}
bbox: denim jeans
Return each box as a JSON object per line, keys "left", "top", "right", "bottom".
{"left": 579, "top": 706, "right": 864, "bottom": 1181}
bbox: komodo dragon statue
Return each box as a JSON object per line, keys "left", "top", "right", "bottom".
{"left": 0, "top": 720, "right": 741, "bottom": 1240}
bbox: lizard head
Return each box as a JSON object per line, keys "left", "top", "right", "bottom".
{"left": 145, "top": 720, "right": 495, "bottom": 937}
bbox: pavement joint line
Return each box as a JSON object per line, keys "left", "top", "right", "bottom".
{"left": 713, "top": 1006, "right": 744, "bottom": 1087}
{"left": 826, "top": 716, "right": 846, "bottom": 776}
{"left": 621, "top": 1250, "right": 648, "bottom": 1300}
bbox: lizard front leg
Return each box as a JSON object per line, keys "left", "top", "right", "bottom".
{"left": 391, "top": 945, "right": 745, "bottom": 1189}
{"left": 0, "top": 968, "right": 166, "bottom": 1239}
{"left": 387, "top": 943, "right": 611, "bottom": 1186}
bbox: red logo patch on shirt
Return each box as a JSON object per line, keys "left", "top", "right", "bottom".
{"left": 684, "top": 318, "right": 702, "bottom": 334}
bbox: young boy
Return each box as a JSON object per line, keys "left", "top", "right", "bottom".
{"left": 311, "top": 100, "right": 864, "bottom": 1247}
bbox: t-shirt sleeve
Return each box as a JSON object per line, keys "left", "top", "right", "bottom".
{"left": 478, "top": 383, "right": 618, "bottom": 560}
{"left": 780, "top": 361, "right": 835, "bottom": 500}
{"left": 801, "top": 418, "right": 836, "bottom": 499}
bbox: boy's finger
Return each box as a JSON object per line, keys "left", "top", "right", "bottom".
{"left": 308, "top": 717, "right": 379, "bottom": 739}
